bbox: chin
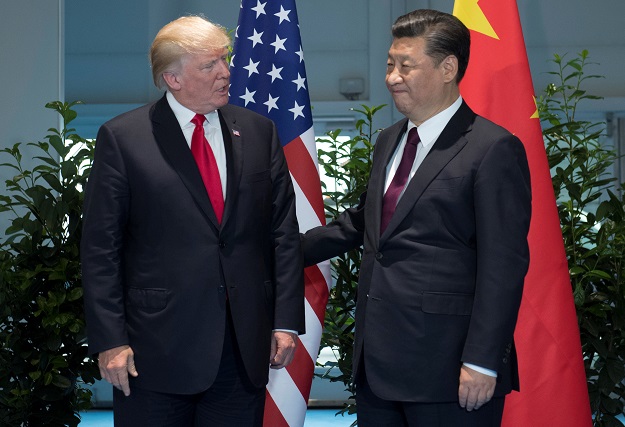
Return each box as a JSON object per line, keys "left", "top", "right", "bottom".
{"left": 393, "top": 102, "right": 410, "bottom": 117}
{"left": 215, "top": 98, "right": 229, "bottom": 109}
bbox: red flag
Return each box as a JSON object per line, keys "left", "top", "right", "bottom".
{"left": 231, "top": 1, "right": 331, "bottom": 426}
{"left": 452, "top": 1, "right": 592, "bottom": 425}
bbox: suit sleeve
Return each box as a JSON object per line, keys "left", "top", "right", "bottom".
{"left": 81, "top": 124, "right": 130, "bottom": 354}
{"left": 268, "top": 122, "right": 306, "bottom": 334}
{"left": 300, "top": 191, "right": 366, "bottom": 267}
{"left": 300, "top": 123, "right": 401, "bottom": 266}
{"left": 461, "top": 134, "right": 532, "bottom": 371}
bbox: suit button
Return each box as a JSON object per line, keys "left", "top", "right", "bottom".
{"left": 218, "top": 286, "right": 226, "bottom": 293}
{"left": 219, "top": 241, "right": 226, "bottom": 249}
{"left": 503, "top": 357, "right": 508, "bottom": 364}
{"left": 375, "top": 252, "right": 383, "bottom": 260}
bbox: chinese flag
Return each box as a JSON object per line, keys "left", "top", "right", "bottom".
{"left": 452, "top": 1, "right": 592, "bottom": 425}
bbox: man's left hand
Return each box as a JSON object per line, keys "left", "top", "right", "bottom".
{"left": 458, "top": 365, "right": 496, "bottom": 411}
{"left": 269, "top": 331, "right": 298, "bottom": 369}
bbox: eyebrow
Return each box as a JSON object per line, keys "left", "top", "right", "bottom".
{"left": 199, "top": 58, "right": 219, "bottom": 68}
{"left": 388, "top": 54, "right": 413, "bottom": 63}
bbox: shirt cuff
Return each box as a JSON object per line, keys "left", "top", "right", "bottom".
{"left": 273, "top": 329, "right": 298, "bottom": 335}
{"left": 463, "top": 363, "right": 497, "bottom": 377}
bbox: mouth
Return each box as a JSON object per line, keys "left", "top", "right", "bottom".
{"left": 389, "top": 88, "right": 407, "bottom": 96}
{"left": 387, "top": 84, "right": 406, "bottom": 94}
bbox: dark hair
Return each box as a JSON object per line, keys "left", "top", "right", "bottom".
{"left": 392, "top": 9, "right": 470, "bottom": 83}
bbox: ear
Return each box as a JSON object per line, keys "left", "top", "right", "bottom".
{"left": 441, "top": 55, "right": 459, "bottom": 84}
{"left": 162, "top": 72, "right": 181, "bottom": 91}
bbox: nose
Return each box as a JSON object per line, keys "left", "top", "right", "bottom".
{"left": 386, "top": 66, "right": 401, "bottom": 85}
{"left": 219, "top": 58, "right": 230, "bottom": 78}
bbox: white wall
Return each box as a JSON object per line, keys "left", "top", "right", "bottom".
{"left": 2, "top": 0, "right": 625, "bottom": 144}
{"left": 0, "top": 0, "right": 64, "bottom": 234}
{"left": 61, "top": 0, "right": 625, "bottom": 138}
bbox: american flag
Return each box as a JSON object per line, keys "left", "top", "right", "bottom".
{"left": 230, "top": 1, "right": 331, "bottom": 426}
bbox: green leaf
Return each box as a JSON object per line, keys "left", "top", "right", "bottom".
{"left": 29, "top": 371, "right": 42, "bottom": 381}
{"left": 60, "top": 160, "right": 78, "bottom": 179}
{"left": 41, "top": 171, "right": 63, "bottom": 192}
{"left": 587, "top": 270, "right": 613, "bottom": 280}
{"left": 52, "top": 374, "right": 72, "bottom": 390}
{"left": 48, "top": 134, "right": 69, "bottom": 158}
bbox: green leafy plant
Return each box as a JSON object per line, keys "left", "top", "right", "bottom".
{"left": 0, "top": 101, "right": 99, "bottom": 426}
{"left": 315, "top": 104, "right": 385, "bottom": 420}
{"left": 538, "top": 50, "right": 625, "bottom": 427}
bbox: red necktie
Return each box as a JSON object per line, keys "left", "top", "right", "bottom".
{"left": 380, "top": 127, "right": 420, "bottom": 235}
{"left": 190, "top": 114, "right": 224, "bottom": 224}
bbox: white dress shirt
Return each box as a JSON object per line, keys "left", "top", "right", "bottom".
{"left": 166, "top": 91, "right": 227, "bottom": 197}
{"left": 383, "top": 96, "right": 462, "bottom": 196}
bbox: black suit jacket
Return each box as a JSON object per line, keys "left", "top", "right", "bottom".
{"left": 303, "top": 102, "right": 531, "bottom": 402}
{"left": 81, "top": 95, "right": 304, "bottom": 393}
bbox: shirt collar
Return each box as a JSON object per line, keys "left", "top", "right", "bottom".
{"left": 166, "top": 91, "right": 220, "bottom": 129}
{"left": 408, "top": 96, "right": 463, "bottom": 148}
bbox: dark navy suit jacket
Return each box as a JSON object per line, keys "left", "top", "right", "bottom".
{"left": 82, "top": 95, "right": 304, "bottom": 393}
{"left": 303, "top": 101, "right": 531, "bottom": 402}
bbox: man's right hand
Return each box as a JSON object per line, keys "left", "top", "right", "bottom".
{"left": 98, "top": 345, "right": 138, "bottom": 396}
{"left": 458, "top": 365, "right": 496, "bottom": 411}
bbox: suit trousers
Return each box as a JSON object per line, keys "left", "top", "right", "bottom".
{"left": 112, "top": 305, "right": 266, "bottom": 427}
{"left": 355, "top": 356, "right": 505, "bottom": 427}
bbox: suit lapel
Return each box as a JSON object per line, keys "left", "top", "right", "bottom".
{"left": 380, "top": 102, "right": 475, "bottom": 240}
{"left": 216, "top": 106, "right": 243, "bottom": 228}
{"left": 367, "top": 119, "right": 409, "bottom": 245}
{"left": 150, "top": 95, "right": 219, "bottom": 227}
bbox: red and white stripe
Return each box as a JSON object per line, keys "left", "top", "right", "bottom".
{"left": 264, "top": 127, "right": 331, "bottom": 427}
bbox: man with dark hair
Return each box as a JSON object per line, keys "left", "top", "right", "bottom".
{"left": 302, "top": 9, "right": 531, "bottom": 426}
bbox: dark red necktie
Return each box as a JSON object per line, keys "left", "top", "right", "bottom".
{"left": 380, "top": 127, "right": 420, "bottom": 235}
{"left": 190, "top": 114, "right": 224, "bottom": 224}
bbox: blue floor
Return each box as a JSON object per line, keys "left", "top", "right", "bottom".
{"left": 80, "top": 409, "right": 625, "bottom": 426}
{"left": 79, "top": 409, "right": 356, "bottom": 426}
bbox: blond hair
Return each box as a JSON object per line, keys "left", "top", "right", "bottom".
{"left": 150, "top": 15, "right": 230, "bottom": 89}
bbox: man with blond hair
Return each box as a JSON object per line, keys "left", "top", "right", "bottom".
{"left": 82, "top": 16, "right": 304, "bottom": 426}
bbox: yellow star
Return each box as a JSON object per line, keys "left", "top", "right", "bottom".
{"left": 531, "top": 96, "right": 539, "bottom": 119}
{"left": 453, "top": 0, "right": 499, "bottom": 40}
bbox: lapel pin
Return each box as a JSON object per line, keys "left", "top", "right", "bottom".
{"left": 233, "top": 129, "right": 240, "bottom": 137}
